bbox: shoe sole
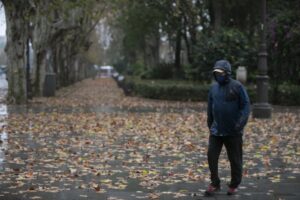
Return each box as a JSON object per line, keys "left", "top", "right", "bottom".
{"left": 204, "top": 189, "right": 221, "bottom": 196}
{"left": 227, "top": 192, "right": 237, "bottom": 195}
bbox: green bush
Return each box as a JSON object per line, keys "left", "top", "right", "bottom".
{"left": 141, "top": 63, "right": 174, "bottom": 80}
{"left": 123, "top": 77, "right": 300, "bottom": 105}
{"left": 268, "top": 3, "right": 300, "bottom": 85}
{"left": 245, "top": 86, "right": 256, "bottom": 104}
{"left": 244, "top": 83, "right": 300, "bottom": 106}
{"left": 272, "top": 83, "right": 300, "bottom": 105}
{"left": 126, "top": 62, "right": 146, "bottom": 76}
{"left": 192, "top": 28, "right": 257, "bottom": 82}
{"left": 124, "top": 77, "right": 210, "bottom": 101}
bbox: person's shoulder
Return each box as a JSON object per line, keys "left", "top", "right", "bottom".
{"left": 209, "top": 82, "right": 218, "bottom": 89}
{"left": 229, "top": 79, "right": 244, "bottom": 88}
{"left": 230, "top": 78, "right": 241, "bottom": 85}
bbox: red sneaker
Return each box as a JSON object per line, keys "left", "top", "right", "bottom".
{"left": 227, "top": 187, "right": 237, "bottom": 195}
{"left": 204, "top": 184, "right": 220, "bottom": 196}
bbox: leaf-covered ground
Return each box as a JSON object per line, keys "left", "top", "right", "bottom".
{"left": 0, "top": 78, "right": 299, "bottom": 200}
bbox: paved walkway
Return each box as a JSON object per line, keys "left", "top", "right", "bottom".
{"left": 0, "top": 78, "right": 299, "bottom": 200}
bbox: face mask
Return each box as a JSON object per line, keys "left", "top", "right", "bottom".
{"left": 215, "top": 74, "right": 226, "bottom": 84}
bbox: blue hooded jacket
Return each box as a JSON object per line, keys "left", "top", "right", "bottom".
{"left": 207, "top": 60, "right": 250, "bottom": 136}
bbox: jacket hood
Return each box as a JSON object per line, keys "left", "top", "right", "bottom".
{"left": 213, "top": 60, "right": 232, "bottom": 75}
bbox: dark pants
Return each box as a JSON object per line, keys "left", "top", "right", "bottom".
{"left": 207, "top": 135, "right": 243, "bottom": 188}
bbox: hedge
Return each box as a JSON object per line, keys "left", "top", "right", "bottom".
{"left": 123, "top": 77, "right": 210, "bottom": 101}
{"left": 121, "top": 77, "right": 300, "bottom": 105}
{"left": 272, "top": 84, "right": 300, "bottom": 106}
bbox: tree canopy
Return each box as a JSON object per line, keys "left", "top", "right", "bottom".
{"left": 1, "top": 0, "right": 107, "bottom": 103}
{"left": 1, "top": 0, "right": 299, "bottom": 103}
{"left": 110, "top": 0, "right": 299, "bottom": 84}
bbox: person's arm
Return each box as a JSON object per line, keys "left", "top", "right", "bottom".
{"left": 236, "top": 85, "right": 250, "bottom": 131}
{"left": 207, "top": 89, "right": 214, "bottom": 129}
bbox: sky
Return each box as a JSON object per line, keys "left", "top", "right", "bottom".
{"left": 0, "top": 4, "right": 6, "bottom": 36}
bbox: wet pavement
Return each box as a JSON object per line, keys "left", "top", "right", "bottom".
{"left": 0, "top": 77, "right": 299, "bottom": 200}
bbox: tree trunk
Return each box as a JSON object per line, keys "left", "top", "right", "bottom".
{"left": 2, "top": 0, "right": 104, "bottom": 102}
{"left": 180, "top": 0, "right": 198, "bottom": 66}
{"left": 31, "top": 1, "right": 53, "bottom": 96}
{"left": 26, "top": 38, "right": 32, "bottom": 99}
{"left": 174, "top": 28, "right": 182, "bottom": 78}
{"left": 2, "top": 0, "right": 30, "bottom": 104}
{"left": 144, "top": 30, "right": 160, "bottom": 69}
{"left": 150, "top": 31, "right": 160, "bottom": 68}
{"left": 212, "top": 0, "right": 222, "bottom": 31}
{"left": 182, "top": 18, "right": 196, "bottom": 66}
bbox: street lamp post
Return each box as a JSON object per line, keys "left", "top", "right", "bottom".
{"left": 252, "top": 0, "right": 272, "bottom": 118}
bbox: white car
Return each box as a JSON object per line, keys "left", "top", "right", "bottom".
{"left": 99, "top": 66, "right": 114, "bottom": 78}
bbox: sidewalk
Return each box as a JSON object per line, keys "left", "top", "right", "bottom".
{"left": 0, "top": 78, "right": 299, "bottom": 200}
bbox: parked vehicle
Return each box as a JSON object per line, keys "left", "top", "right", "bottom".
{"left": 99, "top": 66, "right": 114, "bottom": 78}
{"left": 0, "top": 65, "right": 7, "bottom": 75}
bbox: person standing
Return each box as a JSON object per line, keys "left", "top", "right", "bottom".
{"left": 205, "top": 60, "right": 250, "bottom": 196}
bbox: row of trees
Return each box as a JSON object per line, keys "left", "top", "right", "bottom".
{"left": 1, "top": 0, "right": 107, "bottom": 104}
{"left": 2, "top": 0, "right": 299, "bottom": 103}
{"left": 108, "top": 0, "right": 259, "bottom": 79}
{"left": 109, "top": 0, "right": 300, "bottom": 84}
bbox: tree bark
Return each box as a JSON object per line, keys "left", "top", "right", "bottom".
{"left": 174, "top": 28, "right": 182, "bottom": 77}
{"left": 26, "top": 37, "right": 32, "bottom": 99}
{"left": 144, "top": 30, "right": 160, "bottom": 69}
{"left": 2, "top": 0, "right": 106, "bottom": 102}
{"left": 31, "top": 1, "right": 53, "bottom": 96}
{"left": 2, "top": 0, "right": 30, "bottom": 104}
{"left": 182, "top": 17, "right": 196, "bottom": 66}
{"left": 212, "top": 0, "right": 222, "bottom": 31}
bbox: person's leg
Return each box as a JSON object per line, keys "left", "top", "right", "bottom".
{"left": 207, "top": 135, "right": 223, "bottom": 187}
{"left": 224, "top": 135, "right": 243, "bottom": 188}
